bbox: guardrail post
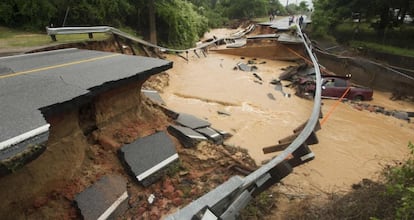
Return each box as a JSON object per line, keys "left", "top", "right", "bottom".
{"left": 113, "top": 34, "right": 125, "bottom": 54}
{"left": 288, "top": 144, "right": 314, "bottom": 167}
{"left": 88, "top": 33, "right": 93, "bottom": 39}
{"left": 251, "top": 160, "right": 292, "bottom": 197}
{"left": 50, "top": 35, "right": 57, "bottom": 41}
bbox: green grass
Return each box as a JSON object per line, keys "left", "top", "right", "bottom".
{"left": 0, "top": 26, "right": 110, "bottom": 49}
{"left": 351, "top": 40, "right": 414, "bottom": 57}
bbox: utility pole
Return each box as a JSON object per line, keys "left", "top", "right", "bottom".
{"left": 148, "top": 0, "right": 157, "bottom": 45}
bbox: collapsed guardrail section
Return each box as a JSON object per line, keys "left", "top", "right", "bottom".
{"left": 166, "top": 26, "right": 323, "bottom": 219}
{"left": 46, "top": 25, "right": 254, "bottom": 59}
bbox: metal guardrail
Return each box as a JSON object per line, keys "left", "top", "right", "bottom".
{"left": 46, "top": 25, "right": 254, "bottom": 54}
{"left": 46, "top": 24, "right": 322, "bottom": 219}
{"left": 166, "top": 26, "right": 322, "bottom": 219}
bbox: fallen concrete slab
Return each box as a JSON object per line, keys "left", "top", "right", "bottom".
{"left": 196, "top": 127, "right": 224, "bottom": 144}
{"left": 118, "top": 131, "right": 179, "bottom": 186}
{"left": 75, "top": 174, "right": 128, "bottom": 220}
{"left": 236, "top": 62, "right": 258, "bottom": 72}
{"left": 168, "top": 125, "right": 207, "bottom": 148}
{"left": 142, "top": 89, "right": 166, "bottom": 105}
{"left": 176, "top": 113, "right": 211, "bottom": 129}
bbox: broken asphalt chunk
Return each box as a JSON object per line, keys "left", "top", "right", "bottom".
{"left": 267, "top": 93, "right": 276, "bottom": 100}
{"left": 217, "top": 110, "right": 231, "bottom": 116}
{"left": 75, "top": 174, "right": 128, "bottom": 220}
{"left": 272, "top": 80, "right": 291, "bottom": 98}
{"left": 195, "top": 127, "right": 224, "bottom": 144}
{"left": 253, "top": 73, "right": 263, "bottom": 81}
{"left": 236, "top": 62, "right": 258, "bottom": 72}
{"left": 118, "top": 132, "right": 179, "bottom": 187}
{"left": 142, "top": 89, "right": 166, "bottom": 105}
{"left": 176, "top": 113, "right": 211, "bottom": 129}
{"left": 168, "top": 125, "right": 207, "bottom": 148}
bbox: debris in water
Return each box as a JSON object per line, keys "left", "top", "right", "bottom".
{"left": 236, "top": 62, "right": 258, "bottom": 72}
{"left": 272, "top": 80, "right": 291, "bottom": 98}
{"left": 217, "top": 110, "right": 231, "bottom": 116}
{"left": 253, "top": 73, "right": 263, "bottom": 81}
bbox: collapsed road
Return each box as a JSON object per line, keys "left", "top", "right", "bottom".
{"left": 0, "top": 48, "right": 172, "bottom": 175}
{"left": 0, "top": 16, "right": 413, "bottom": 219}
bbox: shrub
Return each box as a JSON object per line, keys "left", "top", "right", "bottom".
{"left": 384, "top": 142, "right": 414, "bottom": 219}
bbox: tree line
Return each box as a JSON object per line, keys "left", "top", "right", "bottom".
{"left": 0, "top": 0, "right": 309, "bottom": 48}
{"left": 312, "top": 0, "right": 414, "bottom": 37}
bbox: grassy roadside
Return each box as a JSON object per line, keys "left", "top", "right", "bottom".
{"left": 350, "top": 40, "right": 414, "bottom": 57}
{"left": 0, "top": 26, "right": 110, "bottom": 49}
{"left": 333, "top": 22, "right": 414, "bottom": 57}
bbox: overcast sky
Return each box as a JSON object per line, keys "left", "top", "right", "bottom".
{"left": 279, "top": 0, "right": 313, "bottom": 9}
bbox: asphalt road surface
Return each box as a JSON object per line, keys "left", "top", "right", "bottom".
{"left": 0, "top": 48, "right": 172, "bottom": 148}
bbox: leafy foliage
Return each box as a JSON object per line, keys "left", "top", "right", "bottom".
{"left": 312, "top": 0, "right": 414, "bottom": 38}
{"left": 0, "top": 0, "right": 293, "bottom": 48}
{"left": 385, "top": 142, "right": 414, "bottom": 219}
{"left": 155, "top": 0, "right": 208, "bottom": 49}
{"left": 223, "top": 0, "right": 269, "bottom": 19}
{"left": 285, "top": 142, "right": 414, "bottom": 220}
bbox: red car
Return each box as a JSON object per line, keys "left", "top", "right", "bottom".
{"left": 301, "top": 75, "right": 374, "bottom": 101}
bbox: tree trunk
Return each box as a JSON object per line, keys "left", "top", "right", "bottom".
{"left": 148, "top": 0, "right": 157, "bottom": 45}
{"left": 378, "top": 5, "right": 390, "bottom": 42}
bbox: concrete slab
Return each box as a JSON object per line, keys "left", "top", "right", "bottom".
{"left": 142, "top": 89, "right": 166, "bottom": 105}
{"left": 118, "top": 131, "right": 178, "bottom": 186}
{"left": 176, "top": 113, "right": 211, "bottom": 129}
{"left": 75, "top": 174, "right": 128, "bottom": 220}
{"left": 236, "top": 63, "right": 258, "bottom": 72}
{"left": 195, "top": 127, "right": 224, "bottom": 144}
{"left": 168, "top": 125, "right": 207, "bottom": 148}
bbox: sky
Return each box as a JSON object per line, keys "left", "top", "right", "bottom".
{"left": 279, "top": 0, "right": 313, "bottom": 9}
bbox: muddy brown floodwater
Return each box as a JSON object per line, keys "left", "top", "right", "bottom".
{"left": 160, "top": 28, "right": 414, "bottom": 217}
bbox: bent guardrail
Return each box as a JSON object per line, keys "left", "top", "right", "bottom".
{"left": 166, "top": 25, "right": 322, "bottom": 219}
{"left": 46, "top": 25, "right": 254, "bottom": 54}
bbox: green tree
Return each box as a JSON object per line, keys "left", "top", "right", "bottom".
{"left": 312, "top": 0, "right": 414, "bottom": 38}
{"left": 0, "top": 0, "right": 57, "bottom": 29}
{"left": 223, "top": 0, "right": 269, "bottom": 19}
{"left": 298, "top": 1, "right": 309, "bottom": 13}
{"left": 155, "top": 0, "right": 208, "bottom": 48}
